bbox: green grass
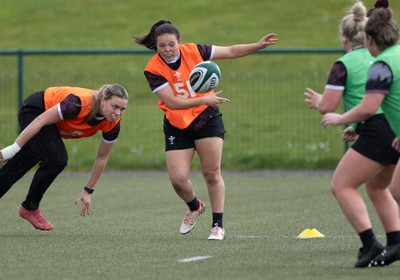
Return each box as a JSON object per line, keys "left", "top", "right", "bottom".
{"left": 1, "top": 173, "right": 399, "bottom": 280}
{"left": 1, "top": 0, "right": 400, "bottom": 170}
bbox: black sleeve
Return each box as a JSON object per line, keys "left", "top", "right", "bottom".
{"left": 59, "top": 94, "right": 82, "bottom": 119}
{"left": 102, "top": 121, "right": 120, "bottom": 142}
{"left": 326, "top": 62, "right": 347, "bottom": 87}
{"left": 144, "top": 71, "right": 168, "bottom": 92}
{"left": 365, "top": 61, "right": 393, "bottom": 93}
{"left": 197, "top": 44, "right": 213, "bottom": 61}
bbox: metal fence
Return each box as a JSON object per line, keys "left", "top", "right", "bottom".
{"left": 1, "top": 47, "right": 344, "bottom": 108}
{"left": 0, "top": 48, "right": 346, "bottom": 170}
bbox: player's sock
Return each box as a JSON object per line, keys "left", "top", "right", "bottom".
{"left": 212, "top": 212, "right": 223, "bottom": 228}
{"left": 359, "top": 228, "right": 377, "bottom": 249}
{"left": 386, "top": 231, "right": 400, "bottom": 246}
{"left": 186, "top": 197, "right": 200, "bottom": 211}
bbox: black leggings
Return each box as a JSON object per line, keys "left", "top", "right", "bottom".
{"left": 0, "top": 92, "right": 68, "bottom": 209}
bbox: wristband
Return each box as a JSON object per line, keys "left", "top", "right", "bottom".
{"left": 1, "top": 143, "right": 21, "bottom": 161}
{"left": 84, "top": 186, "right": 94, "bottom": 194}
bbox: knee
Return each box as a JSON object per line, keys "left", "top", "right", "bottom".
{"left": 390, "top": 187, "right": 400, "bottom": 204}
{"left": 330, "top": 182, "right": 340, "bottom": 198}
{"left": 202, "top": 170, "right": 221, "bottom": 186}
{"left": 42, "top": 154, "right": 68, "bottom": 172}
{"left": 169, "top": 174, "right": 189, "bottom": 190}
{"left": 53, "top": 154, "right": 68, "bottom": 169}
{"left": 330, "top": 179, "right": 359, "bottom": 199}
{"left": 56, "top": 159, "right": 68, "bottom": 172}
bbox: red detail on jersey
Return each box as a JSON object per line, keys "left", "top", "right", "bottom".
{"left": 145, "top": 43, "right": 213, "bottom": 129}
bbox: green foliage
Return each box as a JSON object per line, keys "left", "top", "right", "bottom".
{"left": 1, "top": 0, "right": 398, "bottom": 170}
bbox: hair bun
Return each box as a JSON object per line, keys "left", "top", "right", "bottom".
{"left": 367, "top": 0, "right": 389, "bottom": 17}
{"left": 375, "top": 0, "right": 389, "bottom": 8}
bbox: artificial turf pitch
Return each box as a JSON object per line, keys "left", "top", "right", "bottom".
{"left": 1, "top": 172, "right": 399, "bottom": 280}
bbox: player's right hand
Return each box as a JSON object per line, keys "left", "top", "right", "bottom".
{"left": 75, "top": 191, "right": 92, "bottom": 217}
{"left": 342, "top": 127, "right": 357, "bottom": 142}
{"left": 392, "top": 137, "right": 400, "bottom": 152}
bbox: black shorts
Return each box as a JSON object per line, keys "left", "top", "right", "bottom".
{"left": 351, "top": 114, "right": 399, "bottom": 165}
{"left": 163, "top": 106, "right": 226, "bottom": 151}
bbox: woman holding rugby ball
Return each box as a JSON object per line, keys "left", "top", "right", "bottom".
{"left": 134, "top": 20, "right": 277, "bottom": 240}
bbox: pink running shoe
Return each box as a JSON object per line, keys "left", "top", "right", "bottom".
{"left": 19, "top": 206, "right": 54, "bottom": 231}
{"left": 180, "top": 200, "right": 205, "bottom": 234}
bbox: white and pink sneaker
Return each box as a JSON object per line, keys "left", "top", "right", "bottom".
{"left": 208, "top": 226, "right": 225, "bottom": 240}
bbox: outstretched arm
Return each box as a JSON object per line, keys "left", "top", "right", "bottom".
{"left": 75, "top": 140, "right": 114, "bottom": 216}
{"left": 321, "top": 93, "right": 383, "bottom": 127}
{"left": 0, "top": 105, "right": 60, "bottom": 162}
{"left": 304, "top": 87, "right": 343, "bottom": 114}
{"left": 213, "top": 33, "right": 278, "bottom": 60}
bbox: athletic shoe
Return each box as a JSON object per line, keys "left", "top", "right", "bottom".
{"left": 179, "top": 200, "right": 205, "bottom": 234}
{"left": 19, "top": 206, "right": 54, "bottom": 231}
{"left": 368, "top": 243, "right": 400, "bottom": 267}
{"left": 208, "top": 226, "right": 225, "bottom": 240}
{"left": 354, "top": 240, "right": 384, "bottom": 268}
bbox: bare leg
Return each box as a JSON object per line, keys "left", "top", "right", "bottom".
{"left": 195, "top": 137, "right": 225, "bottom": 213}
{"left": 331, "top": 149, "right": 385, "bottom": 233}
{"left": 366, "top": 165, "right": 400, "bottom": 233}
{"left": 165, "top": 148, "right": 196, "bottom": 203}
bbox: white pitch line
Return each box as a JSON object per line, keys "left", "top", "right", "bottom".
{"left": 238, "top": 235, "right": 260, "bottom": 238}
{"left": 177, "top": 256, "right": 213, "bottom": 263}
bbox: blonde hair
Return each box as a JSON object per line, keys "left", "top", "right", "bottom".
{"left": 340, "top": 1, "right": 368, "bottom": 48}
{"left": 85, "top": 84, "right": 128, "bottom": 122}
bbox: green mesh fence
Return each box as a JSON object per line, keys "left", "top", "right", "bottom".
{"left": 0, "top": 50, "right": 346, "bottom": 170}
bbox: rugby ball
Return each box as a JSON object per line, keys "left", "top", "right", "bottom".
{"left": 189, "top": 61, "right": 221, "bottom": 93}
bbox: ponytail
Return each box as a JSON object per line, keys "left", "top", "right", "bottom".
{"left": 133, "top": 19, "right": 180, "bottom": 51}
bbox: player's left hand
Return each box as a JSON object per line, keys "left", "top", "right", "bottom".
{"left": 75, "top": 191, "right": 92, "bottom": 217}
{"left": 258, "top": 33, "right": 278, "bottom": 49}
{"left": 204, "top": 90, "right": 230, "bottom": 106}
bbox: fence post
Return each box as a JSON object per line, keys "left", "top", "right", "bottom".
{"left": 17, "top": 50, "right": 24, "bottom": 109}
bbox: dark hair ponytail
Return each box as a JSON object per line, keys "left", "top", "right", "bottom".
{"left": 133, "top": 19, "right": 180, "bottom": 51}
